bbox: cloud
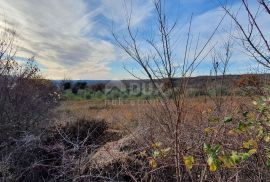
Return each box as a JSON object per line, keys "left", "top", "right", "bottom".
{"left": 99, "top": 0, "right": 153, "bottom": 27}
{"left": 173, "top": 0, "right": 270, "bottom": 75}
{"left": 117, "top": 0, "right": 270, "bottom": 78}
{"left": 2, "top": 0, "right": 267, "bottom": 80}
{"left": 0, "top": 0, "right": 153, "bottom": 80}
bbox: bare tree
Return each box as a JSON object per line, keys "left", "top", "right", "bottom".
{"left": 222, "top": 0, "right": 270, "bottom": 68}
{"left": 113, "top": 0, "right": 225, "bottom": 180}
{"left": 209, "top": 38, "right": 233, "bottom": 112}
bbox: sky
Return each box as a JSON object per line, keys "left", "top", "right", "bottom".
{"left": 0, "top": 0, "right": 269, "bottom": 80}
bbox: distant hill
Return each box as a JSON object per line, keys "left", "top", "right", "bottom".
{"left": 52, "top": 80, "right": 110, "bottom": 86}
{"left": 52, "top": 74, "right": 270, "bottom": 88}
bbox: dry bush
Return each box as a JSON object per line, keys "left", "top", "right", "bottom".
{"left": 0, "top": 117, "right": 111, "bottom": 182}
{"left": 0, "top": 23, "right": 61, "bottom": 181}
{"left": 2, "top": 0, "right": 270, "bottom": 181}
{"left": 108, "top": 0, "right": 270, "bottom": 181}
{"left": 3, "top": 139, "right": 62, "bottom": 181}
{"left": 0, "top": 27, "right": 58, "bottom": 144}
{"left": 115, "top": 97, "right": 270, "bottom": 181}
{"left": 112, "top": 0, "right": 227, "bottom": 180}
{"left": 90, "top": 83, "right": 105, "bottom": 92}
{"left": 43, "top": 118, "right": 108, "bottom": 148}
{"left": 237, "top": 74, "right": 263, "bottom": 96}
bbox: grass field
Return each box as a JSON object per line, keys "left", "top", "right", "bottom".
{"left": 56, "top": 96, "right": 251, "bottom": 131}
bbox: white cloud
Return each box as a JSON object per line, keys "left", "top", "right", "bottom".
{"left": 0, "top": 0, "right": 153, "bottom": 80}
{"left": 173, "top": 0, "right": 270, "bottom": 75}
{"left": 99, "top": 0, "right": 153, "bottom": 27}
{"left": 3, "top": 0, "right": 267, "bottom": 80}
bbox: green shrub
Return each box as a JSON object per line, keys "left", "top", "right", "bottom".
{"left": 75, "top": 81, "right": 87, "bottom": 89}
{"left": 187, "top": 88, "right": 205, "bottom": 97}
{"left": 94, "top": 90, "right": 105, "bottom": 99}
{"left": 85, "top": 93, "right": 92, "bottom": 99}
{"left": 208, "top": 87, "right": 228, "bottom": 97}
{"left": 72, "top": 87, "right": 79, "bottom": 94}
{"left": 106, "top": 89, "right": 123, "bottom": 99}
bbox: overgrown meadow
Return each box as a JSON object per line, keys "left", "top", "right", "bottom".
{"left": 1, "top": 0, "right": 270, "bottom": 181}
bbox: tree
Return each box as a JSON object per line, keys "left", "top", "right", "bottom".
{"left": 223, "top": 0, "right": 270, "bottom": 68}
{"left": 113, "top": 0, "right": 225, "bottom": 180}
{"left": 72, "top": 86, "right": 79, "bottom": 94}
{"left": 91, "top": 83, "right": 105, "bottom": 92}
{"left": 75, "top": 81, "right": 87, "bottom": 89}
{"left": 63, "top": 82, "right": 71, "bottom": 90}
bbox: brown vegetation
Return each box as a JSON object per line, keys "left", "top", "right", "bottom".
{"left": 1, "top": 0, "right": 270, "bottom": 181}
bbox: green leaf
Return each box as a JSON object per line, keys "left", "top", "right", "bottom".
{"left": 230, "top": 152, "right": 241, "bottom": 164}
{"left": 203, "top": 143, "right": 210, "bottom": 153}
{"left": 209, "top": 117, "right": 219, "bottom": 123}
{"left": 224, "top": 116, "right": 233, "bottom": 123}
{"left": 207, "top": 156, "right": 218, "bottom": 172}
{"left": 238, "top": 122, "right": 247, "bottom": 132}
{"left": 243, "top": 139, "right": 258, "bottom": 149}
{"left": 266, "top": 160, "right": 270, "bottom": 169}
{"left": 209, "top": 163, "right": 217, "bottom": 172}
{"left": 183, "top": 156, "right": 195, "bottom": 170}
{"left": 218, "top": 155, "right": 235, "bottom": 168}
{"left": 240, "top": 153, "right": 250, "bottom": 160}
{"left": 161, "top": 147, "right": 171, "bottom": 157}
{"left": 139, "top": 150, "right": 147, "bottom": 157}
{"left": 153, "top": 151, "right": 160, "bottom": 158}
{"left": 152, "top": 142, "right": 162, "bottom": 148}
{"left": 149, "top": 158, "right": 157, "bottom": 169}
{"left": 248, "top": 149, "right": 257, "bottom": 155}
{"left": 264, "top": 134, "right": 270, "bottom": 142}
{"left": 213, "top": 145, "right": 221, "bottom": 153}
{"left": 243, "top": 111, "right": 249, "bottom": 117}
{"left": 252, "top": 101, "right": 258, "bottom": 106}
{"left": 204, "top": 127, "right": 212, "bottom": 135}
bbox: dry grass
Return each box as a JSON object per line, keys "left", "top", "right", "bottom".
{"left": 2, "top": 95, "right": 265, "bottom": 181}
{"left": 55, "top": 97, "right": 251, "bottom": 141}
{"left": 56, "top": 99, "right": 146, "bottom": 130}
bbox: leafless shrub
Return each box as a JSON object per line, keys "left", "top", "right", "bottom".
{"left": 0, "top": 25, "right": 58, "bottom": 144}
{"left": 49, "top": 118, "right": 108, "bottom": 149}
{"left": 208, "top": 39, "right": 233, "bottom": 112}
{"left": 223, "top": 0, "right": 270, "bottom": 68}
{"left": 112, "top": 0, "right": 226, "bottom": 181}
{"left": 109, "top": 0, "right": 270, "bottom": 181}
{"left": 0, "top": 117, "right": 111, "bottom": 182}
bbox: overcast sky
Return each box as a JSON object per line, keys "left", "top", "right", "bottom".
{"left": 0, "top": 0, "right": 269, "bottom": 80}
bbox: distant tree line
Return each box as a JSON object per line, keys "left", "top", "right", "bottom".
{"left": 61, "top": 81, "right": 106, "bottom": 95}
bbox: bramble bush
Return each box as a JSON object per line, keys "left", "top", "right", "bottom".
{"left": 138, "top": 96, "right": 270, "bottom": 181}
